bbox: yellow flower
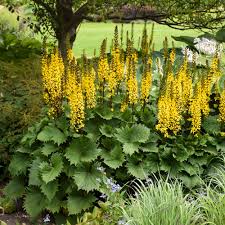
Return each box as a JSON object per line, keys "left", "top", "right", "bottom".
{"left": 41, "top": 49, "right": 64, "bottom": 117}
{"left": 66, "top": 67, "right": 85, "bottom": 130}
{"left": 219, "top": 90, "right": 225, "bottom": 122}
{"left": 98, "top": 39, "right": 109, "bottom": 85}
{"left": 127, "top": 59, "right": 138, "bottom": 106}
{"left": 173, "top": 59, "right": 192, "bottom": 113}
{"left": 189, "top": 82, "right": 202, "bottom": 134}
{"left": 169, "top": 48, "right": 176, "bottom": 65}
{"left": 82, "top": 66, "right": 97, "bottom": 109}
{"left": 140, "top": 58, "right": 152, "bottom": 105}
{"left": 156, "top": 95, "right": 181, "bottom": 137}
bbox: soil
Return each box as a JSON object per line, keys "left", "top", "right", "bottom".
{"left": 0, "top": 212, "right": 31, "bottom": 225}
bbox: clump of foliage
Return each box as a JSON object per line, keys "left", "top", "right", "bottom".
{"left": 5, "top": 25, "right": 225, "bottom": 220}
{"left": 122, "top": 179, "right": 201, "bottom": 225}
{"left": 0, "top": 57, "right": 43, "bottom": 180}
{"left": 0, "top": 30, "right": 42, "bottom": 61}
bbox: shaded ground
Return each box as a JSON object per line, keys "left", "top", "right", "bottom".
{"left": 0, "top": 212, "right": 31, "bottom": 225}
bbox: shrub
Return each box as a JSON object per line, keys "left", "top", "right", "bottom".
{"left": 0, "top": 57, "right": 42, "bottom": 181}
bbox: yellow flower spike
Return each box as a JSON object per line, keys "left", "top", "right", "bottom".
{"left": 189, "top": 82, "right": 202, "bottom": 134}
{"left": 169, "top": 48, "right": 176, "bottom": 65}
{"left": 219, "top": 90, "right": 225, "bottom": 122}
{"left": 98, "top": 39, "right": 109, "bottom": 87}
{"left": 66, "top": 67, "right": 85, "bottom": 130}
{"left": 41, "top": 49, "right": 64, "bottom": 117}
{"left": 82, "top": 66, "right": 97, "bottom": 109}
{"left": 172, "top": 58, "right": 192, "bottom": 113}
{"left": 127, "top": 59, "right": 138, "bottom": 106}
{"left": 156, "top": 95, "right": 181, "bottom": 137}
{"left": 140, "top": 57, "right": 152, "bottom": 105}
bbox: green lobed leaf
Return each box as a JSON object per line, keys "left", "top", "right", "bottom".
{"left": 67, "top": 193, "right": 96, "bottom": 215}
{"left": 145, "top": 153, "right": 160, "bottom": 172}
{"left": 216, "top": 141, "right": 225, "bottom": 152}
{"left": 202, "top": 115, "right": 220, "bottom": 135}
{"left": 39, "top": 153, "right": 63, "bottom": 184}
{"left": 181, "top": 162, "right": 199, "bottom": 176}
{"left": 29, "top": 158, "right": 42, "bottom": 186}
{"left": 123, "top": 143, "right": 140, "bottom": 155}
{"left": 127, "top": 160, "right": 148, "bottom": 179}
{"left": 179, "top": 174, "right": 203, "bottom": 188}
{"left": 37, "top": 125, "right": 66, "bottom": 146}
{"left": 140, "top": 142, "right": 158, "bottom": 153}
{"left": 205, "top": 145, "right": 218, "bottom": 155}
{"left": 4, "top": 177, "right": 25, "bottom": 199}
{"left": 101, "top": 144, "right": 125, "bottom": 169}
{"left": 23, "top": 189, "right": 46, "bottom": 218}
{"left": 84, "top": 119, "right": 102, "bottom": 141}
{"left": 95, "top": 106, "right": 113, "bottom": 120}
{"left": 172, "top": 145, "right": 194, "bottom": 162}
{"left": 41, "top": 143, "right": 58, "bottom": 156}
{"left": 46, "top": 196, "right": 61, "bottom": 214}
{"left": 65, "top": 137, "right": 99, "bottom": 166}
{"left": 8, "top": 153, "right": 30, "bottom": 176}
{"left": 73, "top": 164, "right": 102, "bottom": 192}
{"left": 115, "top": 124, "right": 150, "bottom": 144}
{"left": 99, "top": 124, "right": 114, "bottom": 137}
{"left": 41, "top": 180, "right": 58, "bottom": 201}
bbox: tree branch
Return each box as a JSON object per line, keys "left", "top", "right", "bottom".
{"left": 32, "top": 0, "right": 57, "bottom": 20}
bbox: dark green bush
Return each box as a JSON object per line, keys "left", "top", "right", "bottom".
{"left": 0, "top": 57, "right": 43, "bottom": 180}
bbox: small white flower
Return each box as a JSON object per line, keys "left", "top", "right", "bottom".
{"left": 43, "top": 214, "right": 50, "bottom": 223}
{"left": 194, "top": 37, "right": 223, "bottom": 55}
{"left": 182, "top": 47, "right": 199, "bottom": 63}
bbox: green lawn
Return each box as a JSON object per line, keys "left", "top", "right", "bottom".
{"left": 74, "top": 22, "right": 201, "bottom": 57}
{"left": 0, "top": 6, "right": 202, "bottom": 57}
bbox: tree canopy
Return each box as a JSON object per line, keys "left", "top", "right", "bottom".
{"left": 5, "top": 0, "right": 225, "bottom": 56}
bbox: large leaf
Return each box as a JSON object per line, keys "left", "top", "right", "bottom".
{"left": 29, "top": 158, "right": 42, "bottom": 186}
{"left": 172, "top": 145, "right": 194, "bottom": 162}
{"left": 127, "top": 160, "right": 148, "bottom": 179}
{"left": 99, "top": 124, "right": 114, "bottom": 137}
{"left": 37, "top": 125, "right": 66, "bottom": 146}
{"left": 172, "top": 36, "right": 196, "bottom": 50}
{"left": 41, "top": 180, "right": 58, "bottom": 201}
{"left": 24, "top": 189, "right": 46, "bottom": 218}
{"left": 84, "top": 119, "right": 102, "bottom": 141}
{"left": 145, "top": 153, "right": 160, "bottom": 172}
{"left": 95, "top": 106, "right": 113, "bottom": 120}
{"left": 123, "top": 142, "right": 140, "bottom": 155}
{"left": 101, "top": 145, "right": 125, "bottom": 169}
{"left": 41, "top": 143, "right": 58, "bottom": 156}
{"left": 202, "top": 116, "right": 220, "bottom": 135}
{"left": 67, "top": 193, "right": 96, "bottom": 215}
{"left": 73, "top": 164, "right": 102, "bottom": 192}
{"left": 181, "top": 162, "right": 199, "bottom": 176}
{"left": 4, "top": 177, "right": 25, "bottom": 199}
{"left": 115, "top": 124, "right": 150, "bottom": 143}
{"left": 216, "top": 141, "right": 225, "bottom": 152}
{"left": 65, "top": 137, "right": 99, "bottom": 166}
{"left": 46, "top": 196, "right": 61, "bottom": 213}
{"left": 216, "top": 28, "right": 225, "bottom": 42}
{"left": 39, "top": 153, "right": 63, "bottom": 183}
{"left": 8, "top": 153, "right": 30, "bottom": 176}
{"left": 179, "top": 174, "right": 203, "bottom": 188}
{"left": 140, "top": 142, "right": 158, "bottom": 153}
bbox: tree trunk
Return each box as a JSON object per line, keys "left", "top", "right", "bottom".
{"left": 57, "top": 26, "right": 77, "bottom": 62}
